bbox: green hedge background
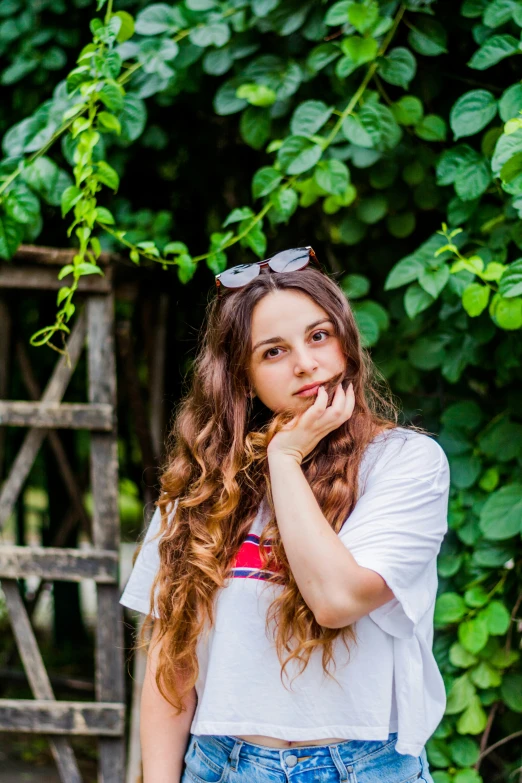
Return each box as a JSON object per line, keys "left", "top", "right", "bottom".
{"left": 0, "top": 0, "right": 522, "bottom": 780}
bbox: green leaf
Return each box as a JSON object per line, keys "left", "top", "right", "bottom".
{"left": 114, "top": 10, "right": 135, "bottom": 42}
{"left": 462, "top": 283, "right": 490, "bottom": 316}
{"left": 117, "top": 95, "right": 147, "bottom": 144}
{"left": 306, "top": 43, "right": 341, "bottom": 72}
{"left": 203, "top": 47, "right": 233, "bottom": 76}
{"left": 324, "top": 0, "right": 351, "bottom": 26}
{"left": 57, "top": 286, "right": 70, "bottom": 306}
{"left": 252, "top": 167, "right": 282, "bottom": 199}
{"left": 277, "top": 135, "right": 323, "bottom": 175}
{"left": 500, "top": 673, "right": 522, "bottom": 711}
{"left": 177, "top": 253, "right": 197, "bottom": 284}
{"left": 499, "top": 84, "right": 522, "bottom": 122}
{"left": 446, "top": 673, "right": 476, "bottom": 714}
{"left": 499, "top": 258, "right": 522, "bottom": 298}
{"left": 313, "top": 159, "right": 350, "bottom": 195}
{"left": 340, "top": 273, "right": 370, "bottom": 299}
{"left": 459, "top": 616, "right": 489, "bottom": 654}
{"left": 454, "top": 157, "right": 492, "bottom": 200}
{"left": 449, "top": 643, "right": 478, "bottom": 668}
{"left": 478, "top": 418, "right": 522, "bottom": 460}
{"left": 214, "top": 79, "right": 248, "bottom": 115}
{"left": 489, "top": 292, "right": 522, "bottom": 328}
{"left": 240, "top": 107, "right": 271, "bottom": 149}
{"left": 223, "top": 207, "right": 254, "bottom": 227}
{"left": 190, "top": 21, "right": 230, "bottom": 48}
{"left": 5, "top": 185, "right": 39, "bottom": 224}
{"left": 164, "top": 242, "right": 188, "bottom": 255}
{"left": 384, "top": 256, "right": 424, "bottom": 289}
{"left": 98, "top": 82, "right": 124, "bottom": 112}
{"left": 391, "top": 95, "right": 423, "bottom": 126}
{"left": 379, "top": 47, "right": 417, "bottom": 89}
{"left": 492, "top": 127, "right": 522, "bottom": 178}
{"left": 418, "top": 265, "right": 450, "bottom": 298}
{"left": 479, "top": 484, "right": 522, "bottom": 540}
{"left": 404, "top": 282, "right": 435, "bottom": 318}
{"left": 482, "top": 601, "right": 511, "bottom": 635}
{"left": 340, "top": 35, "right": 378, "bottom": 66}
{"left": 357, "top": 194, "right": 387, "bottom": 224}
{"left": 456, "top": 695, "right": 487, "bottom": 734}
{"left": 359, "top": 102, "right": 402, "bottom": 151}
{"left": 75, "top": 262, "right": 102, "bottom": 276}
{"left": 483, "top": 0, "right": 519, "bottom": 28}
{"left": 21, "top": 157, "right": 72, "bottom": 208}
{"left": 434, "top": 592, "right": 467, "bottom": 625}
{"left": 95, "top": 207, "right": 114, "bottom": 225}
{"left": 450, "top": 90, "right": 498, "bottom": 139}
{"left": 347, "top": 0, "right": 378, "bottom": 33}
{"left": 95, "top": 160, "right": 120, "bottom": 191}
{"left": 236, "top": 83, "right": 277, "bottom": 107}
{"left": 61, "top": 185, "right": 82, "bottom": 217}
{"left": 98, "top": 111, "right": 121, "bottom": 134}
{"left": 441, "top": 400, "right": 483, "bottom": 432}
{"left": 408, "top": 17, "right": 448, "bottom": 56}
{"left": 242, "top": 221, "right": 266, "bottom": 258}
{"left": 290, "top": 100, "right": 332, "bottom": 136}
{"left": 0, "top": 212, "right": 23, "bottom": 260}
{"left": 270, "top": 187, "right": 298, "bottom": 221}
{"left": 415, "top": 114, "right": 447, "bottom": 142}
{"left": 449, "top": 736, "right": 480, "bottom": 767}
{"left": 135, "top": 4, "right": 181, "bottom": 35}
{"left": 468, "top": 34, "right": 519, "bottom": 69}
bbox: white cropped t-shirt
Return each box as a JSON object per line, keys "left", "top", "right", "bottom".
{"left": 120, "top": 426, "right": 450, "bottom": 757}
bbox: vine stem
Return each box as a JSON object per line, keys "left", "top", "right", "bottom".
{"left": 323, "top": 4, "right": 406, "bottom": 149}
{"left": 477, "top": 728, "right": 522, "bottom": 764}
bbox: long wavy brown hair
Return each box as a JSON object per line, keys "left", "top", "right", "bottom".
{"left": 142, "top": 265, "right": 427, "bottom": 713}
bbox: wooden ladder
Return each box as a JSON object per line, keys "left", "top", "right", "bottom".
{"left": 0, "top": 251, "right": 125, "bottom": 782}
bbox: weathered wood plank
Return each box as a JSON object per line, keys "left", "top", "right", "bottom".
{"left": 0, "top": 401, "right": 113, "bottom": 431}
{"left": 0, "top": 265, "right": 111, "bottom": 292}
{"left": 0, "top": 699, "right": 124, "bottom": 735}
{"left": 2, "top": 581, "right": 83, "bottom": 782}
{"left": 0, "top": 546, "right": 118, "bottom": 582}
{"left": 12, "top": 244, "right": 117, "bottom": 267}
{"left": 88, "top": 294, "right": 126, "bottom": 782}
{"left": 0, "top": 311, "right": 87, "bottom": 530}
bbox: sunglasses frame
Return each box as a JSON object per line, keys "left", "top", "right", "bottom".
{"left": 215, "top": 246, "right": 320, "bottom": 298}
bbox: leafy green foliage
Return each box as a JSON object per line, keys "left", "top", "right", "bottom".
{"left": 1, "top": 0, "right": 522, "bottom": 776}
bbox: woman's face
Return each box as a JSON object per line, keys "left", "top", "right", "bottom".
{"left": 248, "top": 289, "right": 346, "bottom": 413}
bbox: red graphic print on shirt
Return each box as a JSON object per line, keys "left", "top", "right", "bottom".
{"left": 229, "top": 534, "right": 284, "bottom": 582}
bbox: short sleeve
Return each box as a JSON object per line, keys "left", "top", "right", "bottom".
{"left": 119, "top": 499, "right": 178, "bottom": 616}
{"left": 338, "top": 433, "right": 450, "bottom": 639}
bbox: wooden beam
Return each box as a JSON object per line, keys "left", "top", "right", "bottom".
{"left": 0, "top": 699, "right": 124, "bottom": 735}
{"left": 12, "top": 244, "right": 119, "bottom": 266}
{"left": 88, "top": 294, "right": 126, "bottom": 780}
{"left": 0, "top": 546, "right": 118, "bottom": 582}
{"left": 0, "top": 264, "right": 112, "bottom": 292}
{"left": 0, "top": 311, "right": 87, "bottom": 530}
{"left": 2, "top": 581, "right": 82, "bottom": 781}
{"left": 0, "top": 401, "right": 113, "bottom": 430}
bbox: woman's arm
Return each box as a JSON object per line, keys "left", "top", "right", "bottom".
{"left": 141, "top": 620, "right": 197, "bottom": 783}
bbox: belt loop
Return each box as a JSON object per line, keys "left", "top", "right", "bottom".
{"left": 329, "top": 745, "right": 349, "bottom": 782}
{"left": 228, "top": 738, "right": 244, "bottom": 772}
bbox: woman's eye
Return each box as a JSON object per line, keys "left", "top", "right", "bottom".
{"left": 312, "top": 330, "right": 329, "bottom": 342}
{"left": 264, "top": 347, "right": 282, "bottom": 359}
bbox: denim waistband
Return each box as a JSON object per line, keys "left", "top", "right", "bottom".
{"left": 210, "top": 731, "right": 399, "bottom": 767}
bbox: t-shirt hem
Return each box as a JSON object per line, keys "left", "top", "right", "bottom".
{"left": 191, "top": 722, "right": 397, "bottom": 743}
{"left": 119, "top": 593, "right": 151, "bottom": 615}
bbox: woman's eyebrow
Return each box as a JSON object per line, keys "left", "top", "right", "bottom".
{"left": 251, "top": 319, "right": 332, "bottom": 353}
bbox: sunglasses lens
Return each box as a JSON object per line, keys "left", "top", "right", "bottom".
{"left": 219, "top": 263, "right": 260, "bottom": 288}
{"left": 269, "top": 247, "right": 310, "bottom": 273}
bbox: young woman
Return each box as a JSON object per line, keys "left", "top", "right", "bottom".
{"left": 120, "top": 247, "right": 450, "bottom": 783}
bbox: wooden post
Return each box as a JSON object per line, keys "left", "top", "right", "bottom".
{"left": 88, "top": 294, "right": 125, "bottom": 782}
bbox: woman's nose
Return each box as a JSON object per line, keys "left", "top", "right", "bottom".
{"left": 294, "top": 347, "right": 318, "bottom": 374}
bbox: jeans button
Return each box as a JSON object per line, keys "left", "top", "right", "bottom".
{"left": 347, "top": 765, "right": 354, "bottom": 773}
{"left": 285, "top": 754, "right": 298, "bottom": 767}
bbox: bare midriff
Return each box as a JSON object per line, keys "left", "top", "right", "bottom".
{"left": 234, "top": 735, "right": 347, "bottom": 748}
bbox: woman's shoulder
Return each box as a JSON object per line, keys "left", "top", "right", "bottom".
{"left": 361, "top": 425, "right": 449, "bottom": 486}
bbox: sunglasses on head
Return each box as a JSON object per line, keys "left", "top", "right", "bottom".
{"left": 215, "top": 246, "right": 320, "bottom": 297}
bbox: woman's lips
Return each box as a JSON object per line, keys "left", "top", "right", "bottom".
{"left": 295, "top": 383, "right": 322, "bottom": 397}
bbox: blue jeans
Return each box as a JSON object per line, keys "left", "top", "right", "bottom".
{"left": 181, "top": 732, "right": 434, "bottom": 782}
